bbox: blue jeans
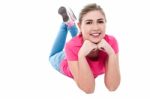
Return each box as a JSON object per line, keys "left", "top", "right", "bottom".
{"left": 49, "top": 23, "right": 78, "bottom": 72}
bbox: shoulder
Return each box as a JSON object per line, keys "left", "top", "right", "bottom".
{"left": 65, "top": 34, "right": 83, "bottom": 60}
{"left": 104, "top": 34, "right": 118, "bottom": 45}
{"left": 104, "top": 34, "right": 119, "bottom": 53}
{"left": 104, "top": 34, "right": 117, "bottom": 41}
{"left": 66, "top": 34, "right": 83, "bottom": 48}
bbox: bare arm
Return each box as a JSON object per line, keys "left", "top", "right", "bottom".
{"left": 68, "top": 58, "right": 95, "bottom": 94}
{"left": 68, "top": 40, "right": 97, "bottom": 94}
{"left": 98, "top": 39, "right": 121, "bottom": 91}
{"left": 104, "top": 53, "right": 120, "bottom": 91}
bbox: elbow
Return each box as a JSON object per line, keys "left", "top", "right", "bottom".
{"left": 105, "top": 80, "right": 120, "bottom": 92}
{"left": 105, "top": 81, "right": 120, "bottom": 92}
{"left": 83, "top": 88, "right": 95, "bottom": 94}
{"left": 105, "top": 76, "right": 121, "bottom": 92}
{"left": 77, "top": 83, "right": 95, "bottom": 94}
{"left": 107, "top": 86, "right": 118, "bottom": 91}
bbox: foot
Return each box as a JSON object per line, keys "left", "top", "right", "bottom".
{"left": 58, "top": 6, "right": 69, "bottom": 22}
{"left": 58, "top": 6, "right": 76, "bottom": 23}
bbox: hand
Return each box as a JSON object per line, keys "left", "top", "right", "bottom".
{"left": 79, "top": 40, "right": 98, "bottom": 57}
{"left": 97, "top": 39, "right": 114, "bottom": 55}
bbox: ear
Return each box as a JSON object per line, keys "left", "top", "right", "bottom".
{"left": 77, "top": 22, "right": 81, "bottom": 30}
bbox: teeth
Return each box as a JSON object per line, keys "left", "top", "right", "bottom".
{"left": 90, "top": 33, "right": 100, "bottom": 36}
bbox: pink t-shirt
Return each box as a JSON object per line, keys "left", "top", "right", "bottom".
{"left": 60, "top": 34, "right": 119, "bottom": 78}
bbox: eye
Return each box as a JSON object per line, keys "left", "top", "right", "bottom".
{"left": 98, "top": 20, "right": 104, "bottom": 24}
{"left": 86, "top": 21, "right": 92, "bottom": 24}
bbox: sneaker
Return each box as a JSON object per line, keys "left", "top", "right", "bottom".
{"left": 58, "top": 6, "right": 76, "bottom": 23}
{"left": 58, "top": 6, "right": 69, "bottom": 22}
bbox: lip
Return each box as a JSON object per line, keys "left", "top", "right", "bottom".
{"left": 90, "top": 33, "right": 101, "bottom": 37}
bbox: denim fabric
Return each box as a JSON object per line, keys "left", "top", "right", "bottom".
{"left": 49, "top": 23, "right": 78, "bottom": 72}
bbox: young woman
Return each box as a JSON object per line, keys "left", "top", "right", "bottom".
{"left": 49, "top": 3, "right": 120, "bottom": 94}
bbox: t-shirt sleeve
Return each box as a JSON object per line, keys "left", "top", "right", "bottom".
{"left": 65, "top": 43, "right": 78, "bottom": 61}
{"left": 109, "top": 36, "right": 119, "bottom": 54}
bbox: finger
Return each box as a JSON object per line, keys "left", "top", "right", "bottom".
{"left": 98, "top": 43, "right": 104, "bottom": 49}
{"left": 92, "top": 47, "right": 98, "bottom": 51}
{"left": 99, "top": 47, "right": 104, "bottom": 50}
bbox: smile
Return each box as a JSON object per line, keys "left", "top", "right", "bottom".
{"left": 90, "top": 33, "right": 101, "bottom": 37}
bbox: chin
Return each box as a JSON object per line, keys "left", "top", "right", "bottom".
{"left": 89, "top": 37, "right": 101, "bottom": 44}
{"left": 91, "top": 40, "right": 100, "bottom": 44}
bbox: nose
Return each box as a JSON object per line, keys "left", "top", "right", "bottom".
{"left": 92, "top": 23, "right": 99, "bottom": 30}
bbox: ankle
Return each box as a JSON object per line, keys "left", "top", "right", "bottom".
{"left": 65, "top": 21, "right": 75, "bottom": 28}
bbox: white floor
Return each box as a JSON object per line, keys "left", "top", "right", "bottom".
{"left": 0, "top": 0, "right": 150, "bottom": 98}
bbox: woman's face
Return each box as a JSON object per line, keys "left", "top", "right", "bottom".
{"left": 78, "top": 10, "right": 106, "bottom": 44}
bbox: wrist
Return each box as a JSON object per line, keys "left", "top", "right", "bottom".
{"left": 78, "top": 50, "right": 87, "bottom": 59}
{"left": 108, "top": 51, "right": 116, "bottom": 59}
{"left": 108, "top": 49, "right": 115, "bottom": 56}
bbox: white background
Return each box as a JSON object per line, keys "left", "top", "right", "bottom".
{"left": 0, "top": 0, "right": 150, "bottom": 98}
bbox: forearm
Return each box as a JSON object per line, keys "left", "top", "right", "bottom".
{"left": 104, "top": 53, "right": 120, "bottom": 91}
{"left": 77, "top": 55, "right": 95, "bottom": 93}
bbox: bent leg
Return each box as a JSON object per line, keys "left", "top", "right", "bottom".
{"left": 49, "top": 23, "right": 68, "bottom": 72}
{"left": 50, "top": 23, "right": 68, "bottom": 57}
{"left": 68, "top": 23, "right": 78, "bottom": 37}
{"left": 49, "top": 51, "right": 65, "bottom": 71}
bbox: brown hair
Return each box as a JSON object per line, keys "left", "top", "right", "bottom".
{"left": 79, "top": 3, "right": 106, "bottom": 23}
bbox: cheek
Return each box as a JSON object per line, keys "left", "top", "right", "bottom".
{"left": 81, "top": 30, "right": 90, "bottom": 39}
{"left": 102, "top": 26, "right": 106, "bottom": 32}
{"left": 101, "top": 33, "right": 105, "bottom": 37}
{"left": 80, "top": 25, "right": 87, "bottom": 32}
{"left": 82, "top": 32, "right": 89, "bottom": 40}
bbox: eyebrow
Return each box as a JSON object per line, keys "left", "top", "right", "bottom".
{"left": 85, "top": 18, "right": 104, "bottom": 22}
